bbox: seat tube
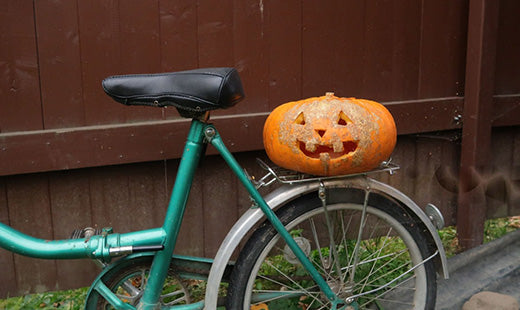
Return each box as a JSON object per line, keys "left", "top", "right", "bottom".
{"left": 139, "top": 119, "right": 206, "bottom": 309}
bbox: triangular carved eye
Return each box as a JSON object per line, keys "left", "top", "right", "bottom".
{"left": 338, "top": 111, "right": 352, "bottom": 126}
{"left": 294, "top": 112, "right": 306, "bottom": 125}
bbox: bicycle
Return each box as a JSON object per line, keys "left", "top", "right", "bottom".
{"left": 0, "top": 67, "right": 448, "bottom": 309}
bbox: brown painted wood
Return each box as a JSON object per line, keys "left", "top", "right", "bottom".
{"left": 0, "top": 98, "right": 466, "bottom": 176}
{"left": 118, "top": 0, "right": 163, "bottom": 123}
{"left": 48, "top": 170, "right": 97, "bottom": 290}
{"left": 0, "top": 1, "right": 43, "bottom": 133}
{"left": 0, "top": 178, "right": 17, "bottom": 297}
{"left": 201, "top": 155, "right": 238, "bottom": 257}
{"left": 6, "top": 174, "right": 58, "bottom": 295}
{"left": 492, "top": 95, "right": 520, "bottom": 127}
{"left": 265, "top": 0, "right": 302, "bottom": 110}
{"left": 158, "top": 0, "right": 199, "bottom": 120}
{"left": 301, "top": 1, "right": 365, "bottom": 98}
{"left": 77, "top": 0, "right": 128, "bottom": 126}
{"left": 487, "top": 128, "right": 514, "bottom": 219}
{"left": 495, "top": 0, "right": 520, "bottom": 95}
{"left": 418, "top": 0, "right": 468, "bottom": 98}
{"left": 197, "top": 0, "right": 234, "bottom": 68}
{"left": 229, "top": 0, "right": 269, "bottom": 115}
{"left": 457, "top": 0, "right": 500, "bottom": 250}
{"left": 34, "top": 0, "right": 85, "bottom": 129}
{"left": 175, "top": 160, "right": 205, "bottom": 257}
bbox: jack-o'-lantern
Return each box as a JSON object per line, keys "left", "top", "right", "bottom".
{"left": 263, "top": 93, "right": 396, "bottom": 176}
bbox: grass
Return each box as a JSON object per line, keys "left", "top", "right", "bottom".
{"left": 1, "top": 216, "right": 518, "bottom": 309}
{"left": 0, "top": 287, "right": 88, "bottom": 310}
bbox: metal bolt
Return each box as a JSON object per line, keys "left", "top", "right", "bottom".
{"left": 205, "top": 127, "right": 216, "bottom": 138}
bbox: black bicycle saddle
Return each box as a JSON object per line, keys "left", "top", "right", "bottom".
{"left": 102, "top": 67, "right": 245, "bottom": 118}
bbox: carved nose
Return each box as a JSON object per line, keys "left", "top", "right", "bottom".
{"left": 316, "top": 129, "right": 326, "bottom": 137}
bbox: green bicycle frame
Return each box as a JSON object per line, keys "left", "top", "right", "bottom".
{"left": 0, "top": 118, "right": 345, "bottom": 309}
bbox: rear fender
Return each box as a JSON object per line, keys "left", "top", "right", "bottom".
{"left": 203, "top": 176, "right": 449, "bottom": 309}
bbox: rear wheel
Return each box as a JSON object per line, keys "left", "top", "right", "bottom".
{"left": 227, "top": 191, "right": 437, "bottom": 309}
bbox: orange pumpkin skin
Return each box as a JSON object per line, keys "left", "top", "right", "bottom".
{"left": 263, "top": 93, "right": 397, "bottom": 176}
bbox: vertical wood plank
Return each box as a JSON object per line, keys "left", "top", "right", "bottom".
{"left": 7, "top": 174, "right": 57, "bottom": 294}
{"left": 48, "top": 170, "right": 97, "bottom": 290}
{"left": 158, "top": 0, "right": 199, "bottom": 120}
{"left": 494, "top": 0, "right": 520, "bottom": 94}
{"left": 201, "top": 155, "right": 238, "bottom": 257}
{"left": 118, "top": 0, "right": 163, "bottom": 122}
{"left": 418, "top": 0, "right": 468, "bottom": 98}
{"left": 439, "top": 137, "right": 460, "bottom": 226}
{"left": 90, "top": 163, "right": 167, "bottom": 233}
{"left": 385, "top": 136, "right": 417, "bottom": 200}
{"left": 197, "top": 0, "right": 234, "bottom": 67}
{"left": 78, "top": 0, "right": 162, "bottom": 126}
{"left": 34, "top": 0, "right": 85, "bottom": 129}
{"left": 0, "top": 177, "right": 17, "bottom": 298}
{"left": 458, "top": 0, "right": 500, "bottom": 249}
{"left": 510, "top": 128, "right": 520, "bottom": 216}
{"left": 159, "top": 0, "right": 199, "bottom": 72}
{"left": 361, "top": 0, "right": 395, "bottom": 101}
{"left": 486, "top": 128, "right": 513, "bottom": 218}
{"left": 77, "top": 0, "right": 125, "bottom": 125}
{"left": 413, "top": 138, "right": 446, "bottom": 213}
{"left": 389, "top": 0, "right": 422, "bottom": 100}
{"left": 0, "top": 0, "right": 43, "bottom": 132}
{"left": 174, "top": 159, "right": 206, "bottom": 257}
{"left": 127, "top": 162, "right": 168, "bottom": 231}
{"left": 301, "top": 1, "right": 365, "bottom": 98}
{"left": 266, "top": 0, "right": 302, "bottom": 110}
{"left": 228, "top": 0, "right": 268, "bottom": 115}
{"left": 89, "top": 165, "right": 131, "bottom": 232}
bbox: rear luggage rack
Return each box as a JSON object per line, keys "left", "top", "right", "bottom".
{"left": 251, "top": 158, "right": 400, "bottom": 189}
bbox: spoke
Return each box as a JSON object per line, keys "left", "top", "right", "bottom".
{"left": 354, "top": 249, "right": 409, "bottom": 291}
{"left": 349, "top": 251, "right": 437, "bottom": 300}
{"left": 360, "top": 277, "right": 417, "bottom": 309}
{"left": 309, "top": 218, "right": 329, "bottom": 274}
{"left": 120, "top": 280, "right": 142, "bottom": 299}
{"left": 339, "top": 210, "right": 354, "bottom": 281}
{"left": 359, "top": 227, "right": 394, "bottom": 293}
{"left": 262, "top": 260, "right": 326, "bottom": 307}
{"left": 115, "top": 292, "right": 139, "bottom": 304}
{"left": 319, "top": 184, "right": 344, "bottom": 287}
{"left": 348, "top": 189, "right": 371, "bottom": 285}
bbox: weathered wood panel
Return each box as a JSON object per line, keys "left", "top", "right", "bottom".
{"left": 0, "top": 179, "right": 17, "bottom": 296}
{"left": 495, "top": 0, "right": 520, "bottom": 94}
{"left": 0, "top": 1, "right": 42, "bottom": 133}
{"left": 6, "top": 174, "right": 57, "bottom": 294}
{"left": 35, "top": 0, "right": 84, "bottom": 129}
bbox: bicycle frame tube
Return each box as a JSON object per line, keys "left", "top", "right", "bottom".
{"left": 207, "top": 125, "right": 342, "bottom": 306}
{"left": 138, "top": 119, "right": 207, "bottom": 309}
{"left": 0, "top": 222, "right": 165, "bottom": 260}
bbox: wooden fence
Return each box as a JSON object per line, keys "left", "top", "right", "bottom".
{"left": 0, "top": 0, "right": 519, "bottom": 297}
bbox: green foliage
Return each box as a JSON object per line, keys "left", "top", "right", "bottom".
{"left": 0, "top": 287, "right": 88, "bottom": 310}
{"left": 438, "top": 216, "right": 520, "bottom": 257}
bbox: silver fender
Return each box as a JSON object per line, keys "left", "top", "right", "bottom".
{"left": 203, "top": 176, "right": 449, "bottom": 309}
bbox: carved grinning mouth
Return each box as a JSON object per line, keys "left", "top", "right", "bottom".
{"left": 298, "top": 141, "right": 358, "bottom": 159}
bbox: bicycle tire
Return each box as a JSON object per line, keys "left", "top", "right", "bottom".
{"left": 227, "top": 189, "right": 437, "bottom": 310}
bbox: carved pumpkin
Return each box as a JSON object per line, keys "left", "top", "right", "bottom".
{"left": 263, "top": 93, "right": 396, "bottom": 176}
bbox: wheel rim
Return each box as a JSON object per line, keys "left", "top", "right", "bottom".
{"left": 243, "top": 203, "right": 429, "bottom": 310}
